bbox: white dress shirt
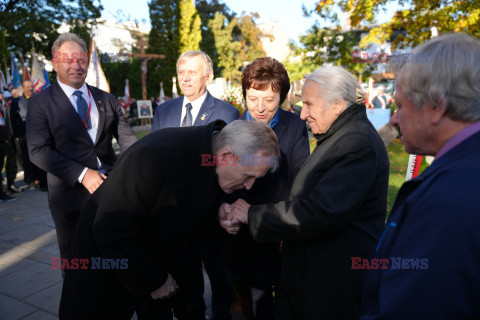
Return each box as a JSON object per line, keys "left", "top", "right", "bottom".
{"left": 57, "top": 80, "right": 101, "bottom": 182}
{"left": 180, "top": 91, "right": 208, "bottom": 126}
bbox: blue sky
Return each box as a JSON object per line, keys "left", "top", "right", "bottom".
{"left": 101, "top": 0, "right": 321, "bottom": 42}
{"left": 100, "top": 0, "right": 401, "bottom": 42}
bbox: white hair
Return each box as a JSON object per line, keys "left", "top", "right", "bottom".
{"left": 397, "top": 33, "right": 480, "bottom": 122}
{"left": 306, "top": 66, "right": 365, "bottom": 108}
{"left": 176, "top": 50, "right": 213, "bottom": 76}
{"left": 213, "top": 120, "right": 280, "bottom": 172}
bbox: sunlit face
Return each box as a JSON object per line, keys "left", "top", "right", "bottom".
{"left": 177, "top": 56, "right": 213, "bottom": 102}
{"left": 301, "top": 81, "right": 345, "bottom": 134}
{"left": 52, "top": 41, "right": 88, "bottom": 89}
{"left": 215, "top": 150, "right": 271, "bottom": 194}
{"left": 246, "top": 85, "right": 281, "bottom": 123}
{"left": 391, "top": 77, "right": 434, "bottom": 155}
{"left": 22, "top": 81, "right": 34, "bottom": 98}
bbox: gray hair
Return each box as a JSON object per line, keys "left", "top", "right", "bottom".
{"left": 176, "top": 50, "right": 213, "bottom": 76}
{"left": 396, "top": 33, "right": 480, "bottom": 122}
{"left": 306, "top": 66, "right": 366, "bottom": 108}
{"left": 52, "top": 33, "right": 87, "bottom": 54}
{"left": 213, "top": 120, "right": 280, "bottom": 172}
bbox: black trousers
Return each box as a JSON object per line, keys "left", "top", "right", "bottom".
{"left": 183, "top": 229, "right": 232, "bottom": 320}
{"left": 5, "top": 138, "right": 19, "bottom": 186}
{"left": 20, "top": 138, "right": 34, "bottom": 183}
{"left": 0, "top": 142, "right": 7, "bottom": 193}
{"left": 51, "top": 210, "right": 81, "bottom": 261}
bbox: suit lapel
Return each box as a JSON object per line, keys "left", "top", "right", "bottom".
{"left": 171, "top": 99, "right": 183, "bottom": 127}
{"left": 273, "top": 109, "right": 288, "bottom": 140}
{"left": 52, "top": 82, "right": 93, "bottom": 145}
{"left": 88, "top": 85, "right": 105, "bottom": 144}
{"left": 193, "top": 92, "right": 215, "bottom": 126}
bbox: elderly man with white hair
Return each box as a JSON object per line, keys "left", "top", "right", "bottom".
{"left": 361, "top": 33, "right": 480, "bottom": 319}
{"left": 220, "top": 66, "right": 390, "bottom": 319}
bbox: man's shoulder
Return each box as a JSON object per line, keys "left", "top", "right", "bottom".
{"left": 88, "top": 84, "right": 114, "bottom": 100}
{"left": 29, "top": 85, "right": 53, "bottom": 103}
{"left": 158, "top": 96, "right": 183, "bottom": 109}
{"left": 210, "top": 96, "right": 238, "bottom": 115}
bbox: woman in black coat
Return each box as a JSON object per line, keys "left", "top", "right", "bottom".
{"left": 224, "top": 57, "right": 310, "bottom": 319}
{"left": 222, "top": 66, "right": 389, "bottom": 319}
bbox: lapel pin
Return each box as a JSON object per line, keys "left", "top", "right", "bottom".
{"left": 201, "top": 113, "right": 207, "bottom": 121}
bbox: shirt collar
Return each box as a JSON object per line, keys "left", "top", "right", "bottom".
{"left": 435, "top": 120, "right": 480, "bottom": 161}
{"left": 183, "top": 91, "right": 208, "bottom": 111}
{"left": 57, "top": 80, "right": 88, "bottom": 99}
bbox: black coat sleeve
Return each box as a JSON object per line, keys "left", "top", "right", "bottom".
{"left": 107, "top": 93, "right": 137, "bottom": 152}
{"left": 92, "top": 147, "right": 168, "bottom": 296}
{"left": 248, "top": 132, "right": 379, "bottom": 242}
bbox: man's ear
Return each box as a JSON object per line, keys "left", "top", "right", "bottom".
{"left": 217, "top": 147, "right": 234, "bottom": 161}
{"left": 333, "top": 99, "right": 347, "bottom": 115}
{"left": 429, "top": 97, "right": 447, "bottom": 125}
{"left": 207, "top": 72, "right": 214, "bottom": 84}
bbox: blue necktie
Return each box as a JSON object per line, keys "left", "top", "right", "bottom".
{"left": 181, "top": 103, "right": 193, "bottom": 127}
{"left": 73, "top": 90, "right": 92, "bottom": 129}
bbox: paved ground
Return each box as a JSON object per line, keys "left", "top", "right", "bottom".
{"left": 0, "top": 177, "right": 246, "bottom": 320}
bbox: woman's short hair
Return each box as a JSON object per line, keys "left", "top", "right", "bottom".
{"left": 396, "top": 33, "right": 480, "bottom": 122}
{"left": 306, "top": 66, "right": 365, "bottom": 108}
{"left": 241, "top": 57, "right": 291, "bottom": 105}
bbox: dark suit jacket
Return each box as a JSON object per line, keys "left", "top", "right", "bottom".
{"left": 10, "top": 95, "right": 28, "bottom": 138}
{"left": 59, "top": 121, "right": 227, "bottom": 320}
{"left": 248, "top": 104, "right": 389, "bottom": 319}
{"left": 151, "top": 91, "right": 239, "bottom": 131}
{"left": 225, "top": 109, "right": 310, "bottom": 289}
{"left": 26, "top": 81, "right": 137, "bottom": 212}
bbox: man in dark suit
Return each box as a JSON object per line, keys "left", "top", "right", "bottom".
{"left": 26, "top": 33, "right": 137, "bottom": 265}
{"left": 152, "top": 50, "right": 239, "bottom": 320}
{"left": 10, "top": 80, "right": 36, "bottom": 189}
{"left": 59, "top": 119, "right": 280, "bottom": 320}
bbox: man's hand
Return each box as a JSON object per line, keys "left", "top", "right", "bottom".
{"left": 219, "top": 202, "right": 241, "bottom": 235}
{"left": 81, "top": 168, "right": 106, "bottom": 194}
{"left": 229, "top": 199, "right": 251, "bottom": 224}
{"left": 150, "top": 273, "right": 178, "bottom": 300}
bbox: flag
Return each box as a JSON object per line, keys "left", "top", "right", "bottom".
{"left": 159, "top": 82, "right": 164, "bottom": 103}
{"left": 10, "top": 52, "right": 20, "bottom": 88}
{"left": 85, "top": 38, "right": 110, "bottom": 92}
{"left": 124, "top": 79, "right": 131, "bottom": 108}
{"left": 367, "top": 77, "right": 374, "bottom": 107}
{"left": 41, "top": 62, "right": 51, "bottom": 91}
{"left": 19, "top": 54, "right": 30, "bottom": 81}
{"left": 406, "top": 154, "right": 423, "bottom": 181}
{"left": 31, "top": 51, "right": 46, "bottom": 93}
{"left": 172, "top": 77, "right": 178, "bottom": 99}
{"left": 5, "top": 65, "right": 12, "bottom": 90}
{"left": 0, "top": 70, "right": 6, "bottom": 91}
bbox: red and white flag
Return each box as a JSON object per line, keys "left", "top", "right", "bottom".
{"left": 406, "top": 154, "right": 423, "bottom": 181}
{"left": 31, "top": 52, "right": 46, "bottom": 93}
{"left": 124, "top": 79, "right": 131, "bottom": 109}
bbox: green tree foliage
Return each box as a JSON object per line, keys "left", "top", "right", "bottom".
{"left": 236, "top": 12, "right": 266, "bottom": 63}
{"left": 178, "top": 0, "right": 202, "bottom": 52}
{"left": 297, "top": 24, "right": 375, "bottom": 78}
{"left": 208, "top": 12, "right": 242, "bottom": 81}
{"left": 0, "top": 0, "right": 102, "bottom": 58}
{"left": 197, "top": 0, "right": 235, "bottom": 76}
{"left": 148, "top": 0, "right": 180, "bottom": 97}
{"left": 314, "top": 0, "right": 480, "bottom": 50}
{"left": 0, "top": 30, "right": 8, "bottom": 75}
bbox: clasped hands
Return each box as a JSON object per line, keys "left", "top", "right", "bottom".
{"left": 218, "top": 199, "right": 251, "bottom": 235}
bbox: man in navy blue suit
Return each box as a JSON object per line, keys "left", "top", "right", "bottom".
{"left": 26, "top": 33, "right": 137, "bottom": 268}
{"left": 151, "top": 51, "right": 238, "bottom": 320}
